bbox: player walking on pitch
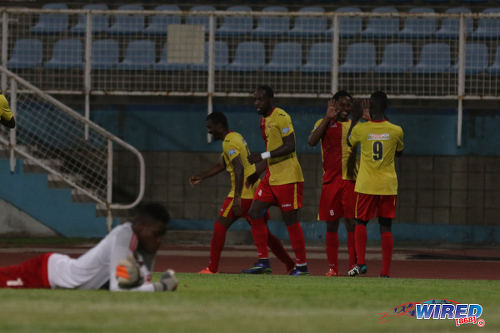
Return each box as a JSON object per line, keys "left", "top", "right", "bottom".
{"left": 347, "top": 91, "right": 404, "bottom": 278}
{"left": 246, "top": 85, "right": 309, "bottom": 276}
{"left": 0, "top": 204, "right": 178, "bottom": 291}
{"left": 308, "top": 91, "right": 357, "bottom": 276}
{"left": 189, "top": 112, "right": 294, "bottom": 274}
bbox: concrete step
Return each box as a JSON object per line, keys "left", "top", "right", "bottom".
{"left": 47, "top": 173, "right": 84, "bottom": 189}
{"left": 71, "top": 189, "right": 99, "bottom": 203}
{"left": 23, "top": 158, "right": 63, "bottom": 174}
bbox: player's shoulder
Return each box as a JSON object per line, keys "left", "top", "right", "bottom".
{"left": 385, "top": 121, "right": 404, "bottom": 134}
{"left": 272, "top": 107, "right": 290, "bottom": 119}
{"left": 110, "top": 222, "right": 133, "bottom": 236}
{"left": 223, "top": 131, "right": 244, "bottom": 145}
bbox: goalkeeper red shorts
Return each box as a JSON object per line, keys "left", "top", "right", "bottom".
{"left": 0, "top": 253, "right": 52, "bottom": 289}
{"left": 355, "top": 193, "right": 397, "bottom": 221}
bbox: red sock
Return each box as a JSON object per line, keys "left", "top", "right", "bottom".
{"left": 267, "top": 230, "right": 295, "bottom": 271}
{"left": 250, "top": 218, "right": 269, "bottom": 259}
{"left": 208, "top": 221, "right": 227, "bottom": 273}
{"left": 286, "top": 222, "right": 307, "bottom": 265}
{"left": 355, "top": 224, "right": 367, "bottom": 266}
{"left": 381, "top": 232, "right": 393, "bottom": 276}
{"left": 347, "top": 231, "right": 356, "bottom": 269}
{"left": 325, "top": 231, "right": 338, "bottom": 269}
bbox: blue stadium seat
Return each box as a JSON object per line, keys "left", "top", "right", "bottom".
{"left": 144, "top": 5, "right": 181, "bottom": 35}
{"left": 154, "top": 44, "right": 190, "bottom": 71}
{"left": 71, "top": 4, "right": 109, "bottom": 34}
{"left": 118, "top": 40, "right": 155, "bottom": 70}
{"left": 289, "top": 7, "right": 328, "bottom": 37}
{"left": 108, "top": 4, "right": 144, "bottom": 35}
{"left": 302, "top": 42, "right": 332, "bottom": 73}
{"left": 226, "top": 42, "right": 265, "bottom": 72}
{"left": 399, "top": 8, "right": 436, "bottom": 39}
{"left": 91, "top": 39, "right": 119, "bottom": 70}
{"left": 217, "top": 6, "right": 253, "bottom": 36}
{"left": 413, "top": 43, "right": 451, "bottom": 74}
{"left": 488, "top": 46, "right": 500, "bottom": 75}
{"left": 436, "top": 7, "right": 473, "bottom": 39}
{"left": 45, "top": 39, "right": 83, "bottom": 69}
{"left": 186, "top": 5, "right": 216, "bottom": 33}
{"left": 252, "top": 6, "right": 289, "bottom": 37}
{"left": 472, "top": 8, "right": 500, "bottom": 39}
{"left": 361, "top": 7, "right": 399, "bottom": 38}
{"left": 376, "top": 43, "right": 414, "bottom": 74}
{"left": 264, "top": 42, "right": 302, "bottom": 72}
{"left": 334, "top": 7, "right": 362, "bottom": 38}
{"left": 452, "top": 43, "right": 488, "bottom": 74}
{"left": 191, "top": 41, "right": 229, "bottom": 71}
{"left": 339, "top": 43, "right": 376, "bottom": 73}
{"left": 30, "top": 3, "right": 68, "bottom": 34}
{"left": 8, "top": 39, "right": 43, "bottom": 69}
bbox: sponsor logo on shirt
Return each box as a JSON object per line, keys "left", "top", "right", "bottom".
{"left": 282, "top": 127, "right": 290, "bottom": 134}
{"left": 228, "top": 149, "right": 236, "bottom": 157}
{"left": 368, "top": 133, "right": 390, "bottom": 141}
{"left": 6, "top": 278, "right": 24, "bottom": 287}
{"left": 281, "top": 203, "right": 292, "bottom": 208}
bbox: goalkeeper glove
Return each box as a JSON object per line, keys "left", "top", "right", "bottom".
{"left": 153, "top": 269, "right": 178, "bottom": 292}
{"left": 116, "top": 254, "right": 144, "bottom": 289}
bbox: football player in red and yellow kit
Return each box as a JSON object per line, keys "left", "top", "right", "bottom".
{"left": 0, "top": 94, "right": 15, "bottom": 128}
{"left": 246, "top": 86, "right": 309, "bottom": 276}
{"left": 308, "top": 91, "right": 357, "bottom": 276}
{"left": 347, "top": 91, "right": 404, "bottom": 278}
{"left": 189, "top": 112, "right": 294, "bottom": 274}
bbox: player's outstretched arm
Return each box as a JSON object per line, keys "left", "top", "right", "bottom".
{"left": 248, "top": 133, "right": 296, "bottom": 164}
{"left": 245, "top": 160, "right": 266, "bottom": 188}
{"left": 189, "top": 156, "right": 225, "bottom": 186}
{"left": 308, "top": 99, "right": 338, "bottom": 146}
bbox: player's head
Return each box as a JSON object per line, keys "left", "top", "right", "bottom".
{"left": 369, "top": 91, "right": 388, "bottom": 119}
{"left": 254, "top": 85, "right": 274, "bottom": 115}
{"left": 132, "top": 203, "right": 170, "bottom": 254}
{"left": 331, "top": 90, "right": 353, "bottom": 121}
{"left": 206, "top": 112, "right": 229, "bottom": 140}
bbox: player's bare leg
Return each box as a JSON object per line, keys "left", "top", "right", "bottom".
{"left": 348, "top": 219, "right": 368, "bottom": 277}
{"left": 379, "top": 217, "right": 393, "bottom": 278}
{"left": 344, "top": 218, "right": 357, "bottom": 270}
{"left": 325, "top": 219, "right": 340, "bottom": 276}
{"left": 199, "top": 216, "right": 237, "bottom": 274}
{"left": 282, "top": 209, "right": 309, "bottom": 276}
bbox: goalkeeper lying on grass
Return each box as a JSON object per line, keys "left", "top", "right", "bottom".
{"left": 0, "top": 203, "right": 177, "bottom": 292}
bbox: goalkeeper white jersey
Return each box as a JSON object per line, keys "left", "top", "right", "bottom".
{"left": 47, "top": 222, "right": 155, "bottom": 291}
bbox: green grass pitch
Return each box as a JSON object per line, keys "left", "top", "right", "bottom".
{"left": 0, "top": 274, "right": 498, "bottom": 333}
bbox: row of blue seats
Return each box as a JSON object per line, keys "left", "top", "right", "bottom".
{"left": 8, "top": 38, "right": 500, "bottom": 74}
{"left": 30, "top": 4, "right": 500, "bottom": 38}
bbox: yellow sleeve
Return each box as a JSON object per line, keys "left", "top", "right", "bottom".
{"left": 349, "top": 124, "right": 361, "bottom": 147}
{"left": 396, "top": 127, "right": 404, "bottom": 152}
{"left": 278, "top": 112, "right": 294, "bottom": 138}
{"left": 311, "top": 118, "right": 323, "bottom": 133}
{"left": 0, "top": 95, "right": 13, "bottom": 121}
{"left": 222, "top": 138, "right": 241, "bottom": 162}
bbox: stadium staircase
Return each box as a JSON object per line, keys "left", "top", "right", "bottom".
{"left": 0, "top": 67, "right": 145, "bottom": 237}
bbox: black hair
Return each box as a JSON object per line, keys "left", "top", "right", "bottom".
{"left": 134, "top": 203, "right": 170, "bottom": 225}
{"left": 256, "top": 85, "right": 274, "bottom": 98}
{"left": 370, "top": 91, "right": 388, "bottom": 115}
{"left": 206, "top": 111, "right": 228, "bottom": 129}
{"left": 332, "top": 90, "right": 352, "bottom": 101}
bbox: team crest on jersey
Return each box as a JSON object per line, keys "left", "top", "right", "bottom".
{"left": 368, "top": 133, "right": 390, "bottom": 141}
{"left": 228, "top": 149, "right": 236, "bottom": 157}
{"left": 282, "top": 127, "right": 290, "bottom": 134}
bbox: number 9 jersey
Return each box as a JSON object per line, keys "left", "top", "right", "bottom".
{"left": 348, "top": 120, "right": 404, "bottom": 195}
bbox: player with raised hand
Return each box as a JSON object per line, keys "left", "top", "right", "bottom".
{"left": 0, "top": 94, "right": 16, "bottom": 128}
{"left": 347, "top": 91, "right": 404, "bottom": 278}
{"left": 0, "top": 203, "right": 178, "bottom": 292}
{"left": 190, "top": 111, "right": 294, "bottom": 275}
{"left": 308, "top": 91, "right": 357, "bottom": 276}
{"left": 246, "top": 85, "right": 309, "bottom": 276}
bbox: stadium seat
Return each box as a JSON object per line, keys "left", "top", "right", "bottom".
{"left": 108, "top": 4, "right": 144, "bottom": 35}
{"left": 226, "top": 41, "right": 265, "bottom": 72}
{"left": 413, "top": 43, "right": 451, "bottom": 74}
{"left": 334, "top": 7, "right": 362, "bottom": 38}
{"left": 91, "top": 39, "right": 119, "bottom": 70}
{"left": 361, "top": 7, "right": 400, "bottom": 38}
{"left": 376, "top": 43, "right": 414, "bottom": 74}
{"left": 252, "top": 6, "right": 289, "bottom": 37}
{"left": 452, "top": 43, "right": 488, "bottom": 75}
{"left": 186, "top": 5, "right": 216, "bottom": 33}
{"left": 487, "top": 45, "right": 500, "bottom": 75}
{"left": 217, "top": 6, "right": 253, "bottom": 36}
{"left": 71, "top": 3, "right": 109, "bottom": 34}
{"left": 472, "top": 8, "right": 500, "bottom": 39}
{"left": 191, "top": 41, "right": 229, "bottom": 71}
{"left": 45, "top": 39, "right": 83, "bottom": 69}
{"left": 399, "top": 8, "right": 436, "bottom": 39}
{"left": 7, "top": 39, "right": 43, "bottom": 69}
{"left": 302, "top": 42, "right": 332, "bottom": 73}
{"left": 154, "top": 43, "right": 190, "bottom": 71}
{"left": 436, "top": 7, "right": 473, "bottom": 39}
{"left": 144, "top": 5, "right": 181, "bottom": 35}
{"left": 338, "top": 43, "right": 376, "bottom": 73}
{"left": 289, "top": 7, "right": 328, "bottom": 37}
{"left": 263, "top": 42, "right": 302, "bottom": 72}
{"left": 30, "top": 3, "right": 68, "bottom": 34}
{"left": 118, "top": 40, "right": 155, "bottom": 70}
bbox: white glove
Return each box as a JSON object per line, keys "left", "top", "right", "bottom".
{"left": 116, "top": 254, "right": 144, "bottom": 289}
{"left": 153, "top": 269, "right": 178, "bottom": 292}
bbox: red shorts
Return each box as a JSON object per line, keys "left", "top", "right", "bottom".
{"left": 219, "top": 197, "right": 269, "bottom": 220}
{"left": 0, "top": 253, "right": 52, "bottom": 289}
{"left": 318, "top": 178, "right": 356, "bottom": 221}
{"left": 355, "top": 193, "right": 398, "bottom": 221}
{"left": 253, "top": 174, "right": 303, "bottom": 212}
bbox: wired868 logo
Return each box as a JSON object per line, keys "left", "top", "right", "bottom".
{"left": 378, "top": 299, "right": 486, "bottom": 327}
